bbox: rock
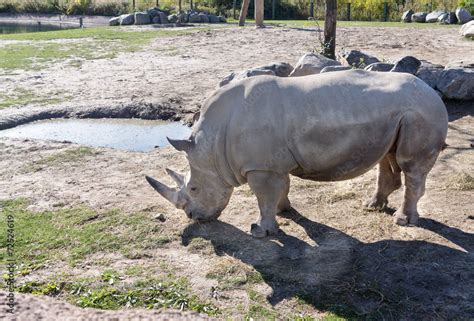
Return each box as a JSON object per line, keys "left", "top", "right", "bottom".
{"left": 219, "top": 68, "right": 276, "bottom": 87}
{"left": 437, "top": 12, "right": 457, "bottom": 24}
{"left": 188, "top": 13, "right": 201, "bottom": 23}
{"left": 134, "top": 12, "right": 151, "bottom": 25}
{"left": 109, "top": 16, "right": 120, "bottom": 26}
{"left": 320, "top": 65, "right": 352, "bottom": 73}
{"left": 390, "top": 56, "right": 421, "bottom": 74}
{"left": 456, "top": 7, "right": 472, "bottom": 24}
{"left": 411, "top": 12, "right": 427, "bottom": 22}
{"left": 154, "top": 213, "right": 166, "bottom": 222}
{"left": 426, "top": 11, "right": 446, "bottom": 23}
{"left": 168, "top": 14, "right": 178, "bottom": 23}
{"left": 416, "top": 67, "right": 444, "bottom": 88}
{"left": 178, "top": 13, "right": 189, "bottom": 23}
{"left": 401, "top": 10, "right": 414, "bottom": 22}
{"left": 437, "top": 12, "right": 449, "bottom": 23}
{"left": 148, "top": 9, "right": 161, "bottom": 20}
{"left": 289, "top": 52, "right": 341, "bottom": 77}
{"left": 199, "top": 13, "right": 209, "bottom": 23}
{"left": 437, "top": 68, "right": 474, "bottom": 100}
{"left": 460, "top": 20, "right": 474, "bottom": 38}
{"left": 420, "top": 60, "right": 444, "bottom": 69}
{"left": 218, "top": 16, "right": 227, "bottom": 23}
{"left": 152, "top": 16, "right": 160, "bottom": 24}
{"left": 364, "top": 62, "right": 394, "bottom": 72}
{"left": 258, "top": 62, "right": 294, "bottom": 77}
{"left": 339, "top": 49, "right": 380, "bottom": 69}
{"left": 119, "top": 13, "right": 134, "bottom": 25}
{"left": 208, "top": 14, "right": 220, "bottom": 23}
{"left": 158, "top": 12, "right": 169, "bottom": 24}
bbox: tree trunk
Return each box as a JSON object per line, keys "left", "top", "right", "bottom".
{"left": 178, "top": 0, "right": 182, "bottom": 13}
{"left": 323, "top": 0, "right": 337, "bottom": 59}
{"left": 255, "top": 0, "right": 264, "bottom": 27}
{"left": 239, "top": 0, "right": 250, "bottom": 26}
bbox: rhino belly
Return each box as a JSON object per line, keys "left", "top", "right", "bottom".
{"left": 288, "top": 118, "right": 401, "bottom": 181}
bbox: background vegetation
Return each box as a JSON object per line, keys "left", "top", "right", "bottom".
{"left": 0, "top": 0, "right": 473, "bottom": 21}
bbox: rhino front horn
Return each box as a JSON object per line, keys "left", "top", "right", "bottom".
{"left": 167, "top": 137, "right": 193, "bottom": 152}
{"left": 145, "top": 175, "right": 179, "bottom": 207}
{"left": 166, "top": 168, "right": 185, "bottom": 187}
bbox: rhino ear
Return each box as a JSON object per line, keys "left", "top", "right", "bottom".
{"left": 167, "top": 137, "right": 194, "bottom": 153}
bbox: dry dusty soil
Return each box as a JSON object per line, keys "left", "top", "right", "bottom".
{"left": 0, "top": 24, "right": 473, "bottom": 320}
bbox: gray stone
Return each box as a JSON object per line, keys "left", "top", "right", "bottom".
{"left": 199, "top": 13, "right": 209, "bottom": 23}
{"left": 208, "top": 14, "right": 220, "bottom": 23}
{"left": 456, "top": 7, "right": 472, "bottom": 24}
{"left": 339, "top": 49, "right": 380, "bottom": 69}
{"left": 402, "top": 9, "right": 414, "bottom": 22}
{"left": 320, "top": 65, "right": 352, "bottom": 73}
{"left": 411, "top": 12, "right": 427, "bottom": 22}
{"left": 460, "top": 20, "right": 474, "bottom": 38}
{"left": 188, "top": 13, "right": 201, "bottom": 23}
{"left": 219, "top": 68, "right": 275, "bottom": 87}
{"left": 445, "top": 59, "right": 474, "bottom": 69}
{"left": 426, "top": 11, "right": 446, "bottom": 23}
{"left": 218, "top": 16, "right": 227, "bottom": 23}
{"left": 109, "top": 16, "right": 120, "bottom": 26}
{"left": 134, "top": 12, "right": 151, "bottom": 25}
{"left": 364, "top": 62, "right": 394, "bottom": 72}
{"left": 119, "top": 14, "right": 134, "bottom": 25}
{"left": 148, "top": 9, "right": 160, "bottom": 20}
{"left": 437, "top": 68, "right": 474, "bottom": 100}
{"left": 258, "top": 62, "right": 294, "bottom": 77}
{"left": 158, "top": 12, "right": 168, "bottom": 24}
{"left": 390, "top": 56, "right": 421, "bottom": 74}
{"left": 168, "top": 14, "right": 178, "bottom": 23}
{"left": 416, "top": 67, "right": 444, "bottom": 88}
{"left": 178, "top": 13, "right": 189, "bottom": 23}
{"left": 290, "top": 52, "right": 341, "bottom": 77}
{"left": 152, "top": 16, "right": 160, "bottom": 24}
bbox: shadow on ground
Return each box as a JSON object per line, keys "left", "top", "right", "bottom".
{"left": 182, "top": 209, "right": 473, "bottom": 319}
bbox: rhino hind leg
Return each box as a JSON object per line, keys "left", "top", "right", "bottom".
{"left": 247, "top": 171, "right": 288, "bottom": 238}
{"left": 365, "top": 153, "right": 402, "bottom": 210}
{"left": 277, "top": 175, "right": 292, "bottom": 214}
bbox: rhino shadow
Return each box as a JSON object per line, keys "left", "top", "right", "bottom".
{"left": 181, "top": 210, "right": 473, "bottom": 319}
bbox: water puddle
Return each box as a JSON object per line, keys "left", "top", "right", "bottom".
{"left": 0, "top": 118, "right": 192, "bottom": 152}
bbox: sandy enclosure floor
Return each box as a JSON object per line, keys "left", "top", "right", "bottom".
{"left": 0, "top": 24, "right": 473, "bottom": 320}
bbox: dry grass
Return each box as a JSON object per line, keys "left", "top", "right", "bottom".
{"left": 446, "top": 172, "right": 474, "bottom": 191}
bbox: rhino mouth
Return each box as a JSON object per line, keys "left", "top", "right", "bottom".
{"left": 189, "top": 210, "right": 222, "bottom": 222}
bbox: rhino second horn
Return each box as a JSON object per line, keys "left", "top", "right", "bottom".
{"left": 167, "top": 137, "right": 193, "bottom": 152}
{"left": 145, "top": 175, "right": 179, "bottom": 207}
{"left": 166, "top": 168, "right": 185, "bottom": 187}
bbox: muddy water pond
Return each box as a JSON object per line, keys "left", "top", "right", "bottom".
{"left": 0, "top": 118, "right": 192, "bottom": 152}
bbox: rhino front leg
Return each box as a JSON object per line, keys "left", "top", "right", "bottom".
{"left": 247, "top": 171, "right": 288, "bottom": 238}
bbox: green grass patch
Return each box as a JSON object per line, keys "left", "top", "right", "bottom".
{"left": 0, "top": 198, "right": 172, "bottom": 267}
{"left": 0, "top": 26, "right": 198, "bottom": 71}
{"left": 0, "top": 88, "right": 64, "bottom": 109}
{"left": 14, "top": 276, "right": 219, "bottom": 316}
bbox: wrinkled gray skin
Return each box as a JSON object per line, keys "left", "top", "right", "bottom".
{"left": 146, "top": 70, "right": 448, "bottom": 238}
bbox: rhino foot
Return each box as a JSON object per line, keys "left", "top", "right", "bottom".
{"left": 250, "top": 223, "right": 279, "bottom": 238}
{"left": 364, "top": 196, "right": 387, "bottom": 210}
{"left": 393, "top": 209, "right": 419, "bottom": 226}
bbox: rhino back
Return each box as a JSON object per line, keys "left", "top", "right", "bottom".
{"left": 196, "top": 70, "right": 447, "bottom": 183}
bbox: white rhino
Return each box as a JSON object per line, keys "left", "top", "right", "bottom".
{"left": 146, "top": 70, "right": 448, "bottom": 238}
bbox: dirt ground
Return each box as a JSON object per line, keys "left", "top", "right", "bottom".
{"left": 0, "top": 24, "right": 473, "bottom": 320}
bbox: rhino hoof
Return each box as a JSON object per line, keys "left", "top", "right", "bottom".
{"left": 251, "top": 224, "right": 268, "bottom": 238}
{"left": 364, "top": 196, "right": 387, "bottom": 210}
{"left": 394, "top": 210, "right": 419, "bottom": 226}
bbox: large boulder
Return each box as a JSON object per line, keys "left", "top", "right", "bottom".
{"left": 134, "top": 12, "right": 151, "bottom": 25}
{"left": 147, "top": 8, "right": 161, "bottom": 20}
{"left": 320, "top": 65, "right": 352, "bottom": 73}
{"left": 219, "top": 68, "right": 275, "bottom": 87}
{"left": 416, "top": 61, "right": 444, "bottom": 89}
{"left": 289, "top": 53, "right": 341, "bottom": 76}
{"left": 426, "top": 11, "right": 446, "bottom": 22}
{"left": 208, "top": 14, "right": 220, "bottom": 23}
{"left": 158, "top": 12, "right": 169, "bottom": 24}
{"left": 119, "top": 13, "right": 134, "bottom": 25}
{"left": 199, "top": 13, "right": 210, "bottom": 23}
{"left": 339, "top": 49, "right": 380, "bottom": 68}
{"left": 218, "top": 16, "right": 227, "bottom": 23}
{"left": 364, "top": 62, "right": 394, "bottom": 72}
{"left": 438, "top": 12, "right": 458, "bottom": 24}
{"left": 109, "top": 16, "right": 120, "bottom": 26}
{"left": 437, "top": 68, "right": 474, "bottom": 100}
{"left": 456, "top": 7, "right": 472, "bottom": 24}
{"left": 411, "top": 12, "right": 427, "bottom": 22}
{"left": 390, "top": 56, "right": 421, "bottom": 74}
{"left": 401, "top": 10, "right": 414, "bottom": 22}
{"left": 168, "top": 14, "right": 178, "bottom": 23}
{"left": 188, "top": 13, "right": 201, "bottom": 23}
{"left": 258, "top": 62, "right": 294, "bottom": 77}
{"left": 460, "top": 20, "right": 474, "bottom": 38}
{"left": 178, "top": 13, "right": 189, "bottom": 23}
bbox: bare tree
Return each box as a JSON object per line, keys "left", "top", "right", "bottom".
{"left": 239, "top": 0, "right": 264, "bottom": 27}
{"left": 323, "top": 0, "right": 337, "bottom": 59}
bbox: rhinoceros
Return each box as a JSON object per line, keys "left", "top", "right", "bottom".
{"left": 146, "top": 70, "right": 448, "bottom": 238}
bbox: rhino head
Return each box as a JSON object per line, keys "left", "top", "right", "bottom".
{"left": 146, "top": 137, "right": 233, "bottom": 222}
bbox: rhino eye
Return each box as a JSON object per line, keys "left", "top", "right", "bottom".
{"left": 190, "top": 187, "right": 198, "bottom": 192}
